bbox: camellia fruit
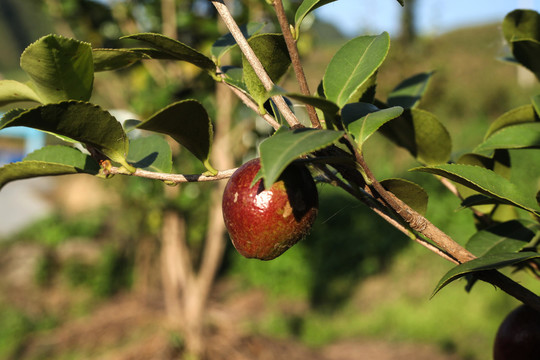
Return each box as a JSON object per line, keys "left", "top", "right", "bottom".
{"left": 493, "top": 304, "right": 540, "bottom": 360}
{"left": 222, "top": 158, "right": 318, "bottom": 260}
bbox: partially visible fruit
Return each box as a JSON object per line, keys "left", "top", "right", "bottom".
{"left": 222, "top": 158, "right": 318, "bottom": 260}
{"left": 493, "top": 304, "right": 540, "bottom": 360}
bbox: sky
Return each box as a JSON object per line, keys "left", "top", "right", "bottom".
{"left": 315, "top": 0, "right": 540, "bottom": 37}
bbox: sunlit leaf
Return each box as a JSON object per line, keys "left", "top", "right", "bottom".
{"left": 121, "top": 33, "right": 216, "bottom": 74}
{"left": 475, "top": 122, "right": 540, "bottom": 152}
{"left": 342, "top": 103, "right": 403, "bottom": 147}
{"left": 0, "top": 80, "right": 42, "bottom": 106}
{"left": 323, "top": 32, "right": 390, "bottom": 108}
{"left": 20, "top": 34, "right": 94, "bottom": 103}
{"left": 485, "top": 104, "right": 538, "bottom": 139}
{"left": 127, "top": 135, "right": 172, "bottom": 173}
{"left": 432, "top": 252, "right": 540, "bottom": 297}
{"left": 413, "top": 164, "right": 540, "bottom": 214}
{"left": 259, "top": 127, "right": 344, "bottom": 187}
{"left": 466, "top": 220, "right": 539, "bottom": 257}
{"left": 294, "top": 0, "right": 338, "bottom": 36}
{"left": 136, "top": 100, "right": 216, "bottom": 174}
{"left": 0, "top": 101, "right": 130, "bottom": 168}
{"left": 0, "top": 145, "right": 99, "bottom": 190}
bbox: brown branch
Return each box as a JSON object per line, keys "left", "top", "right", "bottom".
{"left": 107, "top": 166, "right": 237, "bottom": 183}
{"left": 272, "top": 0, "right": 321, "bottom": 129}
{"left": 211, "top": 0, "right": 300, "bottom": 128}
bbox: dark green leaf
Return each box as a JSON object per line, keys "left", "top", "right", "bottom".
{"left": 432, "top": 251, "right": 540, "bottom": 297}
{"left": 503, "top": 10, "right": 540, "bottom": 80}
{"left": 242, "top": 34, "right": 291, "bottom": 108}
{"left": 380, "top": 108, "right": 451, "bottom": 165}
{"left": 93, "top": 48, "right": 148, "bottom": 71}
{"left": 295, "top": 0, "right": 338, "bottom": 36}
{"left": 136, "top": 100, "right": 216, "bottom": 174}
{"left": 0, "top": 101, "right": 130, "bottom": 169}
{"left": 212, "top": 22, "right": 265, "bottom": 63}
{"left": 323, "top": 32, "right": 390, "bottom": 108}
{"left": 127, "top": 135, "right": 172, "bottom": 173}
{"left": 0, "top": 145, "right": 99, "bottom": 190}
{"left": 20, "top": 34, "right": 94, "bottom": 103}
{"left": 413, "top": 164, "right": 540, "bottom": 214}
{"left": 485, "top": 104, "right": 538, "bottom": 139}
{"left": 387, "top": 71, "right": 434, "bottom": 109}
{"left": 342, "top": 103, "right": 403, "bottom": 147}
{"left": 475, "top": 122, "right": 540, "bottom": 152}
{"left": 221, "top": 66, "right": 246, "bottom": 91}
{"left": 466, "top": 220, "right": 539, "bottom": 257}
{"left": 0, "top": 80, "right": 42, "bottom": 106}
{"left": 380, "top": 178, "right": 428, "bottom": 215}
{"left": 396, "top": 0, "right": 404, "bottom": 6}
{"left": 259, "top": 127, "right": 344, "bottom": 187}
{"left": 532, "top": 93, "right": 540, "bottom": 117}
{"left": 121, "top": 33, "right": 216, "bottom": 74}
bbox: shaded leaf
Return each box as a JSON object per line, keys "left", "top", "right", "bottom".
{"left": 0, "top": 80, "right": 42, "bottom": 106}
{"left": 413, "top": 164, "right": 540, "bottom": 214}
{"left": 466, "top": 220, "right": 539, "bottom": 257}
{"left": 387, "top": 71, "right": 434, "bottom": 109}
{"left": 380, "top": 108, "right": 451, "bottom": 165}
{"left": 221, "top": 66, "right": 246, "bottom": 91}
{"left": 323, "top": 32, "right": 390, "bottom": 108}
{"left": 127, "top": 135, "right": 172, "bottom": 173}
{"left": 475, "top": 122, "right": 540, "bottom": 152}
{"left": 342, "top": 103, "right": 403, "bottom": 147}
{"left": 20, "top": 34, "right": 94, "bottom": 103}
{"left": 0, "top": 145, "right": 99, "bottom": 190}
{"left": 121, "top": 33, "right": 216, "bottom": 74}
{"left": 0, "top": 101, "right": 130, "bottom": 168}
{"left": 259, "top": 127, "right": 344, "bottom": 187}
{"left": 503, "top": 10, "right": 540, "bottom": 80}
{"left": 93, "top": 48, "right": 148, "bottom": 71}
{"left": 212, "top": 22, "right": 265, "bottom": 63}
{"left": 485, "top": 104, "right": 538, "bottom": 139}
{"left": 136, "top": 100, "right": 216, "bottom": 174}
{"left": 432, "top": 251, "right": 540, "bottom": 297}
{"left": 242, "top": 34, "right": 291, "bottom": 108}
{"left": 295, "top": 0, "right": 338, "bottom": 36}
{"left": 380, "top": 178, "right": 428, "bottom": 215}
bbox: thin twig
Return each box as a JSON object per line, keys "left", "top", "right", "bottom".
{"left": 272, "top": 0, "right": 321, "bottom": 129}
{"left": 107, "top": 166, "right": 237, "bottom": 183}
{"left": 211, "top": 0, "right": 300, "bottom": 128}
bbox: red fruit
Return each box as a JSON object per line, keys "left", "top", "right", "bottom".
{"left": 493, "top": 304, "right": 540, "bottom": 360}
{"left": 222, "top": 158, "right": 318, "bottom": 260}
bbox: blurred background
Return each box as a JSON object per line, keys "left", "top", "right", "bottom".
{"left": 0, "top": 0, "right": 539, "bottom": 359}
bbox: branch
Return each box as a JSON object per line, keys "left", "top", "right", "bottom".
{"left": 211, "top": 0, "right": 301, "bottom": 128}
{"left": 107, "top": 166, "right": 237, "bottom": 183}
{"left": 272, "top": 0, "right": 321, "bottom": 129}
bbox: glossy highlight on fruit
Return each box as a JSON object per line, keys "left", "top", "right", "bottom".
{"left": 222, "top": 158, "right": 318, "bottom": 260}
{"left": 493, "top": 304, "right": 540, "bottom": 360}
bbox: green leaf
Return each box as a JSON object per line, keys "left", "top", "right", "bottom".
{"left": 127, "top": 135, "right": 172, "bottom": 173}
{"left": 0, "top": 80, "right": 42, "bottom": 106}
{"left": 20, "top": 34, "right": 94, "bottom": 103}
{"left": 413, "top": 164, "right": 540, "bottom": 214}
{"left": 136, "top": 100, "right": 216, "bottom": 174}
{"left": 532, "top": 94, "right": 540, "bottom": 117}
{"left": 121, "top": 33, "right": 216, "bottom": 74}
{"left": 294, "top": 0, "right": 337, "bottom": 36}
{"left": 396, "top": 0, "right": 404, "bottom": 6}
{"left": 92, "top": 48, "right": 148, "bottom": 71}
{"left": 259, "top": 127, "right": 344, "bottom": 187}
{"left": 466, "top": 220, "right": 539, "bottom": 257}
{"left": 485, "top": 104, "right": 538, "bottom": 139}
{"left": 380, "top": 108, "right": 451, "bottom": 165}
{"left": 387, "top": 71, "right": 434, "bottom": 109}
{"left": 432, "top": 251, "right": 540, "bottom": 297}
{"left": 212, "top": 22, "right": 265, "bottom": 63}
{"left": 503, "top": 10, "right": 540, "bottom": 81}
{"left": 221, "top": 66, "right": 246, "bottom": 91}
{"left": 475, "top": 122, "right": 540, "bottom": 152}
{"left": 242, "top": 34, "right": 291, "bottom": 108}
{"left": 380, "top": 178, "right": 428, "bottom": 215}
{"left": 0, "top": 145, "right": 99, "bottom": 190}
{"left": 0, "top": 101, "right": 130, "bottom": 169}
{"left": 323, "top": 32, "right": 390, "bottom": 108}
{"left": 342, "top": 103, "right": 403, "bottom": 147}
